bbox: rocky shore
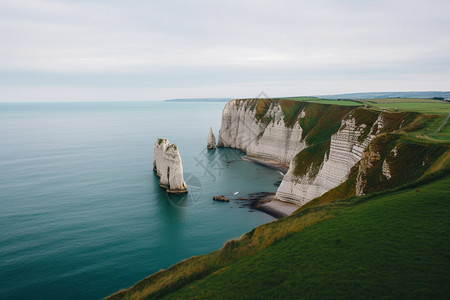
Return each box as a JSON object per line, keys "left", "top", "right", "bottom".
{"left": 230, "top": 192, "right": 298, "bottom": 219}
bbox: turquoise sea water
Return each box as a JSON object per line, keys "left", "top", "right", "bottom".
{"left": 0, "top": 102, "right": 282, "bottom": 300}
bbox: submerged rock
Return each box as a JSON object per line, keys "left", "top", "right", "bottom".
{"left": 153, "top": 138, "right": 188, "bottom": 194}
{"left": 213, "top": 195, "right": 229, "bottom": 202}
{"left": 207, "top": 127, "right": 216, "bottom": 149}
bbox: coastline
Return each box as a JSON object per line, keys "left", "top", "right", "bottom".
{"left": 256, "top": 198, "right": 300, "bottom": 218}
{"left": 238, "top": 155, "right": 298, "bottom": 218}
{"left": 245, "top": 193, "right": 299, "bottom": 218}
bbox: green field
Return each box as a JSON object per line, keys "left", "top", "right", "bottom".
{"left": 107, "top": 172, "right": 450, "bottom": 300}
{"left": 361, "top": 98, "right": 450, "bottom": 114}
{"left": 282, "top": 96, "right": 362, "bottom": 106}
{"left": 365, "top": 98, "right": 445, "bottom": 103}
{"left": 368, "top": 102, "right": 450, "bottom": 114}
{"left": 279, "top": 96, "right": 450, "bottom": 114}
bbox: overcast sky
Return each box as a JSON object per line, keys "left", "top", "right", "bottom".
{"left": 1, "top": 0, "right": 449, "bottom": 102}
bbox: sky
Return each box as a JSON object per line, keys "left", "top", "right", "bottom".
{"left": 0, "top": 0, "right": 449, "bottom": 102}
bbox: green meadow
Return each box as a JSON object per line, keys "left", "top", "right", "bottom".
{"left": 361, "top": 98, "right": 450, "bottom": 114}
{"left": 282, "top": 96, "right": 362, "bottom": 106}
{"left": 282, "top": 96, "right": 450, "bottom": 114}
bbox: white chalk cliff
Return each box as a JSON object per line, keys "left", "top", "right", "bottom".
{"left": 276, "top": 112, "right": 385, "bottom": 205}
{"left": 217, "top": 100, "right": 304, "bottom": 165}
{"left": 153, "top": 138, "right": 188, "bottom": 193}
{"left": 207, "top": 127, "right": 216, "bottom": 149}
{"left": 217, "top": 99, "right": 406, "bottom": 206}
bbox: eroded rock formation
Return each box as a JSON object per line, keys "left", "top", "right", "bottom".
{"left": 207, "top": 127, "right": 216, "bottom": 149}
{"left": 153, "top": 138, "right": 188, "bottom": 193}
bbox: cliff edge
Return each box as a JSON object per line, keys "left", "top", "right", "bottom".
{"left": 218, "top": 98, "right": 449, "bottom": 206}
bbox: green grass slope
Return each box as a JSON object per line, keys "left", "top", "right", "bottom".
{"left": 165, "top": 174, "right": 450, "bottom": 299}
{"left": 107, "top": 172, "right": 450, "bottom": 300}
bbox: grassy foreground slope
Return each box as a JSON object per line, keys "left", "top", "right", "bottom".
{"left": 165, "top": 174, "right": 450, "bottom": 299}
{"left": 107, "top": 172, "right": 450, "bottom": 300}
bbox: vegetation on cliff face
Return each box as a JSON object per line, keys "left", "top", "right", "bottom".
{"left": 254, "top": 98, "right": 273, "bottom": 122}
{"left": 292, "top": 141, "right": 330, "bottom": 178}
{"left": 298, "top": 104, "right": 354, "bottom": 145}
{"left": 277, "top": 99, "right": 306, "bottom": 127}
{"left": 239, "top": 98, "right": 309, "bottom": 126}
{"left": 357, "top": 134, "right": 449, "bottom": 195}
{"left": 106, "top": 171, "right": 450, "bottom": 300}
{"left": 165, "top": 144, "right": 178, "bottom": 151}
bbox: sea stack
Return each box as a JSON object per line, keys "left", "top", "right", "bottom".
{"left": 153, "top": 138, "right": 188, "bottom": 193}
{"left": 207, "top": 127, "right": 216, "bottom": 149}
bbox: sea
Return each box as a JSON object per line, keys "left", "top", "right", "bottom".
{"left": 0, "top": 101, "right": 282, "bottom": 300}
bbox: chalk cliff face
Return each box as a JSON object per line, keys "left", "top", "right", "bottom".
{"left": 276, "top": 111, "right": 387, "bottom": 205}
{"left": 218, "top": 99, "right": 442, "bottom": 206}
{"left": 207, "top": 127, "right": 216, "bottom": 149}
{"left": 218, "top": 100, "right": 305, "bottom": 165}
{"left": 153, "top": 138, "right": 188, "bottom": 193}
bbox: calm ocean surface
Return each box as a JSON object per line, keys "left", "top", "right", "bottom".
{"left": 0, "top": 101, "right": 282, "bottom": 300}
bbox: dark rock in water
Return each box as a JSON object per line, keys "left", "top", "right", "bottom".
{"left": 248, "top": 192, "right": 274, "bottom": 200}
{"left": 236, "top": 197, "right": 249, "bottom": 200}
{"left": 213, "top": 195, "right": 230, "bottom": 202}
